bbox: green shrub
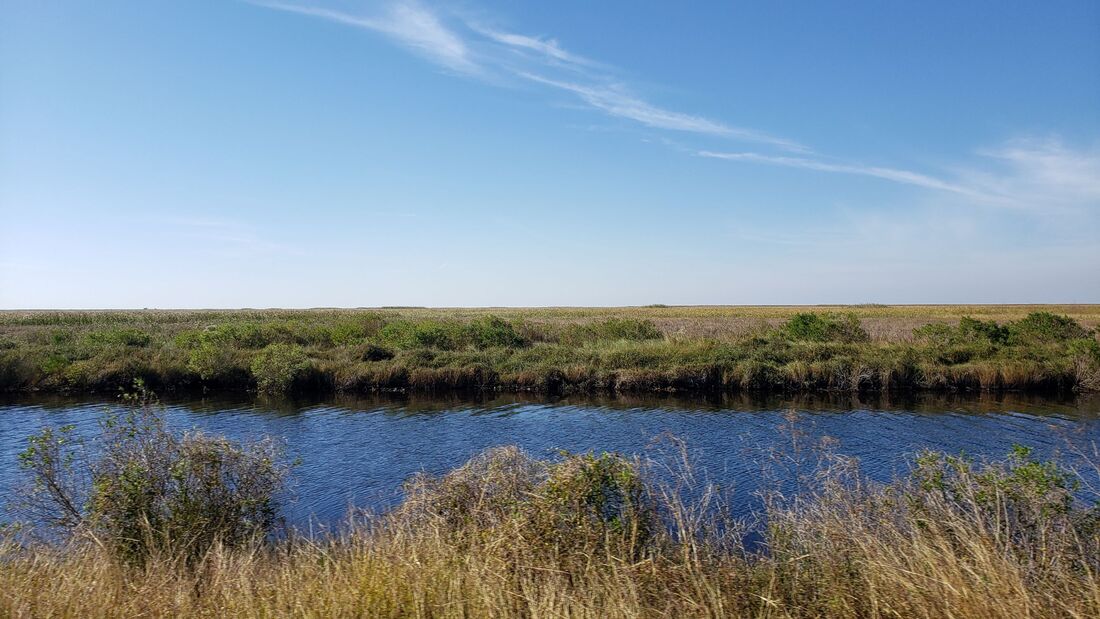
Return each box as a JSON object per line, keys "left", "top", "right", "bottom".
{"left": 400, "top": 447, "right": 657, "bottom": 554}
{"left": 173, "top": 330, "right": 203, "bottom": 349}
{"left": 82, "top": 328, "right": 152, "bottom": 348}
{"left": 250, "top": 343, "right": 309, "bottom": 394}
{"left": 207, "top": 322, "right": 282, "bottom": 348}
{"left": 325, "top": 314, "right": 385, "bottom": 346}
{"left": 1068, "top": 338, "right": 1100, "bottom": 365}
{"left": 186, "top": 321, "right": 314, "bottom": 349}
{"left": 914, "top": 317, "right": 1009, "bottom": 347}
{"left": 369, "top": 315, "right": 541, "bottom": 350}
{"left": 187, "top": 341, "right": 239, "bottom": 381}
{"left": 411, "top": 322, "right": 457, "bottom": 350}
{"left": 464, "top": 315, "right": 526, "bottom": 349}
{"left": 536, "top": 451, "right": 654, "bottom": 549}
{"left": 49, "top": 329, "right": 74, "bottom": 345}
{"left": 562, "top": 319, "right": 662, "bottom": 345}
{"left": 1009, "top": 312, "right": 1090, "bottom": 344}
{"left": 910, "top": 445, "right": 1080, "bottom": 540}
{"left": 379, "top": 321, "right": 417, "bottom": 350}
{"left": 380, "top": 320, "right": 463, "bottom": 350}
{"left": 40, "top": 353, "right": 70, "bottom": 374}
{"left": 957, "top": 317, "right": 1010, "bottom": 344}
{"left": 17, "top": 386, "right": 289, "bottom": 563}
{"left": 782, "top": 313, "right": 869, "bottom": 343}
{"left": 1069, "top": 338, "right": 1100, "bottom": 390}
{"left": 326, "top": 321, "right": 366, "bottom": 346}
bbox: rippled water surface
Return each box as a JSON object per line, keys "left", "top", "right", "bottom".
{"left": 3, "top": 392, "right": 1099, "bottom": 528}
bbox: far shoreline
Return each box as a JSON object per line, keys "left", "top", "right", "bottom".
{"left": 2, "top": 305, "right": 1098, "bottom": 397}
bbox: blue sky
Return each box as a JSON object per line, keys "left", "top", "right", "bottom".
{"left": 1, "top": 0, "right": 1098, "bottom": 308}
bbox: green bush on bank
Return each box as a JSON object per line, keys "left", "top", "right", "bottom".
{"left": 251, "top": 343, "right": 310, "bottom": 394}
{"left": 909, "top": 444, "right": 1085, "bottom": 550}
{"left": 1009, "top": 311, "right": 1092, "bottom": 344}
{"left": 560, "top": 318, "right": 662, "bottom": 345}
{"left": 187, "top": 341, "right": 236, "bottom": 381}
{"left": 1070, "top": 338, "right": 1100, "bottom": 390}
{"left": 915, "top": 312, "right": 1093, "bottom": 347}
{"left": 381, "top": 320, "right": 462, "bottom": 350}
{"left": 466, "top": 315, "right": 527, "bottom": 348}
{"left": 781, "top": 313, "right": 869, "bottom": 343}
{"left": 400, "top": 446, "right": 656, "bottom": 555}
{"left": 17, "top": 384, "right": 289, "bottom": 563}
{"left": 380, "top": 315, "right": 527, "bottom": 351}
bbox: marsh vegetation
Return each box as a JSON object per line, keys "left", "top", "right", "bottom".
{"left": 1, "top": 306, "right": 1098, "bottom": 396}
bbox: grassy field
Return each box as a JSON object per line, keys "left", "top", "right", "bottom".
{"left": 4, "top": 434, "right": 1098, "bottom": 618}
{"left": 2, "top": 305, "right": 1099, "bottom": 395}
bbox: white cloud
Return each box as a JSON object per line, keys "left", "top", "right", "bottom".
{"left": 521, "top": 73, "right": 807, "bottom": 151}
{"left": 468, "top": 25, "right": 595, "bottom": 68}
{"left": 250, "top": 2, "right": 1100, "bottom": 214}
{"left": 966, "top": 138, "right": 1100, "bottom": 208}
{"left": 249, "top": 0, "right": 478, "bottom": 74}
{"left": 247, "top": 1, "right": 804, "bottom": 150}
{"left": 698, "top": 150, "right": 986, "bottom": 198}
{"left": 701, "top": 139, "right": 1100, "bottom": 210}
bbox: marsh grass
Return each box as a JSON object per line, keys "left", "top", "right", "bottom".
{"left": 3, "top": 434, "right": 1099, "bottom": 618}
{"left": 1, "top": 306, "right": 1098, "bottom": 396}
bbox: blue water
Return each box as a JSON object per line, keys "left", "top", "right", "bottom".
{"left": 3, "top": 392, "right": 1098, "bottom": 530}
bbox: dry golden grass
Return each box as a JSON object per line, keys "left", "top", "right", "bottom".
{"left": 3, "top": 443, "right": 1098, "bottom": 618}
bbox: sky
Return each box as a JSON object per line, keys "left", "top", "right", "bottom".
{"left": 1, "top": 0, "right": 1098, "bottom": 308}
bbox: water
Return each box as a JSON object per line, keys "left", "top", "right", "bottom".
{"left": 3, "top": 391, "right": 1099, "bottom": 530}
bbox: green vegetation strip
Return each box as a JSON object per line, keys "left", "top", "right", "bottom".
{"left": 1, "top": 306, "right": 1099, "bottom": 395}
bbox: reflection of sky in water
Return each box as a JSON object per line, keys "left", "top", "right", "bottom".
{"left": 3, "top": 392, "right": 1098, "bottom": 529}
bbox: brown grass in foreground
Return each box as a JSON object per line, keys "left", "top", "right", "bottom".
{"left": 3, "top": 439, "right": 1098, "bottom": 618}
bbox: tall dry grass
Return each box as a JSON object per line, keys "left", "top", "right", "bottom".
{"left": 3, "top": 439, "right": 1098, "bottom": 618}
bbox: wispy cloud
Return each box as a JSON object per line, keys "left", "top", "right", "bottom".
{"left": 247, "top": 0, "right": 803, "bottom": 150}
{"left": 248, "top": 0, "right": 478, "bottom": 74}
{"left": 700, "top": 139, "right": 1100, "bottom": 209}
{"left": 248, "top": 1, "right": 1099, "bottom": 211}
{"left": 967, "top": 138, "right": 1100, "bottom": 207}
{"left": 467, "top": 24, "right": 596, "bottom": 69}
{"left": 698, "top": 150, "right": 986, "bottom": 198}
{"left": 521, "top": 73, "right": 806, "bottom": 150}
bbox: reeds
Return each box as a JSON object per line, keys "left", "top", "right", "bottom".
{"left": 3, "top": 441, "right": 1098, "bottom": 618}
